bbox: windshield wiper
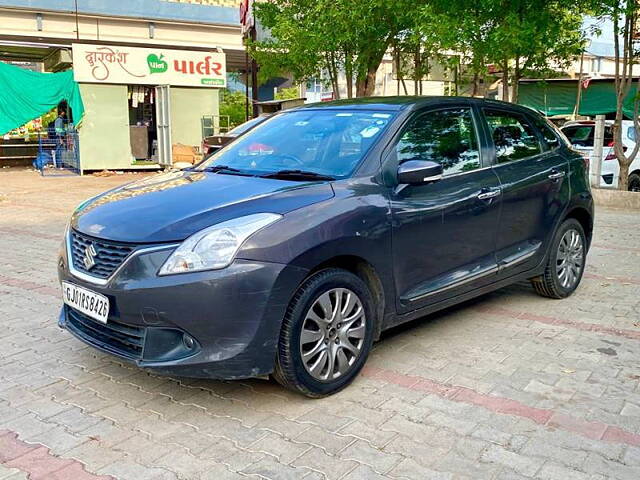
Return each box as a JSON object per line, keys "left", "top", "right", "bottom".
{"left": 260, "top": 169, "right": 336, "bottom": 181}
{"left": 203, "top": 165, "right": 253, "bottom": 176}
{"left": 203, "top": 165, "right": 241, "bottom": 173}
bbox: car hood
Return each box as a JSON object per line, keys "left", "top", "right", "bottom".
{"left": 71, "top": 170, "right": 334, "bottom": 243}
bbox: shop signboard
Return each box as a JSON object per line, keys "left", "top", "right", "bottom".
{"left": 72, "top": 44, "right": 226, "bottom": 88}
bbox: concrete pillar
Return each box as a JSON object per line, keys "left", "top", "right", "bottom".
{"left": 591, "top": 115, "right": 605, "bottom": 188}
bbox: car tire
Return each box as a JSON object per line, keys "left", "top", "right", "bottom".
{"left": 531, "top": 218, "right": 586, "bottom": 299}
{"left": 629, "top": 173, "right": 640, "bottom": 192}
{"left": 273, "top": 268, "right": 375, "bottom": 398}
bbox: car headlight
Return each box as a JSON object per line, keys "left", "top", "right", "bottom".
{"left": 158, "top": 213, "right": 282, "bottom": 275}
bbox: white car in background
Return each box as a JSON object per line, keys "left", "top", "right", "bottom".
{"left": 560, "top": 120, "right": 640, "bottom": 191}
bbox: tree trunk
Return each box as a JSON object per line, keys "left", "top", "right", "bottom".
{"left": 619, "top": 161, "right": 631, "bottom": 190}
{"left": 501, "top": 60, "right": 509, "bottom": 102}
{"left": 345, "top": 53, "right": 353, "bottom": 99}
{"left": 451, "top": 59, "right": 459, "bottom": 96}
{"left": 471, "top": 70, "right": 479, "bottom": 97}
{"left": 612, "top": 6, "right": 640, "bottom": 190}
{"left": 400, "top": 75, "right": 409, "bottom": 95}
{"left": 394, "top": 45, "right": 401, "bottom": 96}
{"left": 327, "top": 52, "right": 341, "bottom": 100}
{"left": 414, "top": 47, "right": 420, "bottom": 96}
{"left": 512, "top": 56, "right": 520, "bottom": 103}
{"left": 356, "top": 68, "right": 377, "bottom": 97}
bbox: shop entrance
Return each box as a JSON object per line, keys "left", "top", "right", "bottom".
{"left": 126, "top": 85, "right": 172, "bottom": 167}
{"left": 127, "top": 86, "right": 157, "bottom": 164}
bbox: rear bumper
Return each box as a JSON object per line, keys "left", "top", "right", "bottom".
{"left": 57, "top": 246, "right": 308, "bottom": 379}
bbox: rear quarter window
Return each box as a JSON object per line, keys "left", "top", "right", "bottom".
{"left": 531, "top": 115, "right": 562, "bottom": 150}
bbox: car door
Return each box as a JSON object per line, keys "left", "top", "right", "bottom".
{"left": 480, "top": 108, "right": 570, "bottom": 278}
{"left": 389, "top": 105, "right": 502, "bottom": 314}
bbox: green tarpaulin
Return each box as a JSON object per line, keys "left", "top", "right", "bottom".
{"left": 0, "top": 61, "right": 84, "bottom": 135}
{"left": 519, "top": 80, "right": 638, "bottom": 118}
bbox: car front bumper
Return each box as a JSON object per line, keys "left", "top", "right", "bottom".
{"left": 57, "top": 245, "right": 308, "bottom": 379}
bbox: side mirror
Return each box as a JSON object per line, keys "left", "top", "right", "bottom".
{"left": 397, "top": 160, "right": 443, "bottom": 185}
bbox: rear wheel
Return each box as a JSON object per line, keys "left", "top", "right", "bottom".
{"left": 531, "top": 218, "right": 586, "bottom": 299}
{"left": 629, "top": 173, "right": 640, "bottom": 192}
{"left": 273, "top": 268, "right": 374, "bottom": 397}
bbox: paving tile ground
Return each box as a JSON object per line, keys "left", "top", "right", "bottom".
{"left": 1, "top": 168, "right": 639, "bottom": 479}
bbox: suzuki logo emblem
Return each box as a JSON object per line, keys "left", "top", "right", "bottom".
{"left": 83, "top": 243, "right": 97, "bottom": 270}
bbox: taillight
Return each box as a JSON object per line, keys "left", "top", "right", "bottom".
{"left": 604, "top": 144, "right": 626, "bottom": 160}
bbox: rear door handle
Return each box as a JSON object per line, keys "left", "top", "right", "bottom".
{"left": 548, "top": 170, "right": 566, "bottom": 180}
{"left": 477, "top": 189, "right": 501, "bottom": 200}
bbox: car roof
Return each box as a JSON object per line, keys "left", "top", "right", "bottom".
{"left": 293, "top": 96, "right": 540, "bottom": 114}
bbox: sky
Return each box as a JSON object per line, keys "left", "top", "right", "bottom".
{"left": 584, "top": 16, "right": 617, "bottom": 57}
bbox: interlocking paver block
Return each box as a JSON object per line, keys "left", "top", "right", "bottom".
{"left": 2, "top": 171, "right": 640, "bottom": 479}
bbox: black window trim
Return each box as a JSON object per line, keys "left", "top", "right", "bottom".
{"left": 382, "top": 103, "right": 488, "bottom": 180}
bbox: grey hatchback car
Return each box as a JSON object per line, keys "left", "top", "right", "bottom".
{"left": 58, "top": 97, "right": 593, "bottom": 397}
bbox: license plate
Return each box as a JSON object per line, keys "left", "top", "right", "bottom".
{"left": 61, "top": 281, "right": 109, "bottom": 324}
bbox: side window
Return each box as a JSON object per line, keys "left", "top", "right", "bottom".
{"left": 561, "top": 126, "right": 594, "bottom": 147}
{"left": 628, "top": 126, "right": 636, "bottom": 142}
{"left": 485, "top": 110, "right": 542, "bottom": 163}
{"left": 396, "top": 108, "right": 480, "bottom": 175}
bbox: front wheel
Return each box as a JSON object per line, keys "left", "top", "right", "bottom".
{"left": 629, "top": 173, "right": 640, "bottom": 192}
{"left": 531, "top": 218, "right": 586, "bottom": 299}
{"left": 273, "top": 268, "right": 375, "bottom": 397}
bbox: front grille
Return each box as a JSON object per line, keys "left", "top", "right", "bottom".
{"left": 66, "top": 307, "right": 145, "bottom": 360}
{"left": 70, "top": 230, "right": 135, "bottom": 279}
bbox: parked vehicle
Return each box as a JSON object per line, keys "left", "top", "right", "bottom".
{"left": 201, "top": 114, "right": 271, "bottom": 156}
{"left": 58, "top": 97, "right": 593, "bottom": 397}
{"left": 560, "top": 120, "right": 640, "bottom": 191}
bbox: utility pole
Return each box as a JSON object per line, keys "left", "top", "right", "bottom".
{"left": 244, "top": 50, "right": 249, "bottom": 122}
{"left": 240, "top": 0, "right": 257, "bottom": 120}
{"left": 250, "top": 24, "right": 259, "bottom": 118}
{"left": 74, "top": 0, "right": 80, "bottom": 39}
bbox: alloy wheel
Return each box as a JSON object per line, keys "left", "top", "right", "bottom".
{"left": 299, "top": 288, "right": 366, "bottom": 382}
{"left": 556, "top": 229, "right": 584, "bottom": 289}
{"left": 630, "top": 178, "right": 640, "bottom": 192}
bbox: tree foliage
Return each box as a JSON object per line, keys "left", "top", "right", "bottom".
{"left": 249, "top": 0, "right": 588, "bottom": 102}
{"left": 219, "top": 89, "right": 248, "bottom": 127}
{"left": 274, "top": 86, "right": 300, "bottom": 100}
{"left": 249, "top": 0, "right": 413, "bottom": 98}
{"left": 421, "top": 0, "right": 586, "bottom": 101}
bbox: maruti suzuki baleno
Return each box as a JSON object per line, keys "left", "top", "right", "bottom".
{"left": 58, "top": 97, "right": 593, "bottom": 397}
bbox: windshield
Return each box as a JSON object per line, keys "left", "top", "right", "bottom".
{"left": 197, "top": 109, "right": 395, "bottom": 178}
{"left": 228, "top": 115, "right": 268, "bottom": 136}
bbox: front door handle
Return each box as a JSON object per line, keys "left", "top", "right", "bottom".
{"left": 548, "top": 170, "right": 566, "bottom": 180}
{"left": 477, "top": 189, "right": 501, "bottom": 200}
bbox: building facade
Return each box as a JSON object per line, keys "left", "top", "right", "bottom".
{"left": 0, "top": 0, "right": 244, "bottom": 171}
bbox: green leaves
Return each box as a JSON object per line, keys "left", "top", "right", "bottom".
{"left": 219, "top": 89, "right": 248, "bottom": 127}
{"left": 249, "top": 0, "right": 589, "bottom": 100}
{"left": 250, "top": 0, "right": 415, "bottom": 97}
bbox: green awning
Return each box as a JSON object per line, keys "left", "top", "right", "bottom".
{"left": 0, "top": 61, "right": 85, "bottom": 135}
{"left": 519, "top": 80, "right": 638, "bottom": 118}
